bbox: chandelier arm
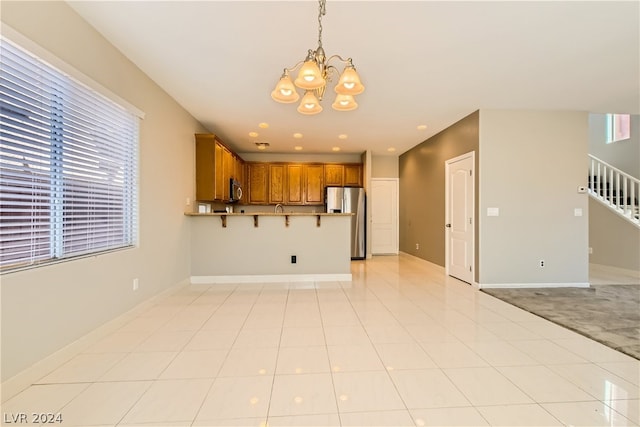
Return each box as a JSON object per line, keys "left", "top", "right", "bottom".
{"left": 326, "top": 54, "right": 354, "bottom": 66}
{"left": 281, "top": 60, "right": 306, "bottom": 76}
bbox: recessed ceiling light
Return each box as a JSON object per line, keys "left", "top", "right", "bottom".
{"left": 332, "top": 147, "right": 340, "bottom": 152}
{"left": 417, "top": 124, "right": 427, "bottom": 130}
{"left": 293, "top": 133, "right": 303, "bottom": 139}
{"left": 294, "top": 146, "right": 303, "bottom": 151}
{"left": 387, "top": 147, "right": 396, "bottom": 152}
{"left": 249, "top": 131, "right": 258, "bottom": 138}
{"left": 258, "top": 122, "right": 269, "bottom": 129}
{"left": 338, "top": 134, "right": 348, "bottom": 140}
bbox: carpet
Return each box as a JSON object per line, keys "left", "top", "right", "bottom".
{"left": 482, "top": 285, "right": 640, "bottom": 360}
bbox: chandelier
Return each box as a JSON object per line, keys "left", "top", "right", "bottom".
{"left": 270, "top": 0, "right": 365, "bottom": 115}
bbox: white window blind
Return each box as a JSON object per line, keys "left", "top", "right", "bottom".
{"left": 1, "top": 37, "right": 138, "bottom": 272}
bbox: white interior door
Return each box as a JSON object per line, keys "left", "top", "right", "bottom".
{"left": 446, "top": 153, "right": 474, "bottom": 284}
{"left": 371, "top": 178, "right": 398, "bottom": 255}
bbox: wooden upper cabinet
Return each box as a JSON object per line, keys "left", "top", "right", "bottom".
{"left": 240, "top": 160, "right": 362, "bottom": 206}
{"left": 222, "top": 145, "right": 233, "bottom": 201}
{"left": 195, "top": 134, "right": 217, "bottom": 201}
{"left": 233, "top": 155, "right": 245, "bottom": 187}
{"left": 214, "top": 142, "right": 225, "bottom": 200}
{"left": 247, "top": 163, "right": 269, "bottom": 204}
{"left": 324, "top": 164, "right": 344, "bottom": 187}
{"left": 194, "top": 133, "right": 246, "bottom": 202}
{"left": 304, "top": 164, "right": 324, "bottom": 205}
{"left": 344, "top": 164, "right": 362, "bottom": 187}
{"left": 286, "top": 164, "right": 304, "bottom": 204}
{"left": 269, "top": 164, "right": 285, "bottom": 204}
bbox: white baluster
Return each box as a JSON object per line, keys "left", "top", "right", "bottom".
{"left": 597, "top": 162, "right": 602, "bottom": 199}
{"left": 615, "top": 171, "right": 620, "bottom": 209}
{"left": 609, "top": 168, "right": 614, "bottom": 205}
{"left": 623, "top": 177, "right": 629, "bottom": 216}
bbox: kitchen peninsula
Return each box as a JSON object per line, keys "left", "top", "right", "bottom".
{"left": 186, "top": 212, "right": 353, "bottom": 283}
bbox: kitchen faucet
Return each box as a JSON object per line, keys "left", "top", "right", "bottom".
{"left": 274, "top": 203, "right": 284, "bottom": 213}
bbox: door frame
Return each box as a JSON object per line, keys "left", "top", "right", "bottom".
{"left": 445, "top": 151, "right": 476, "bottom": 286}
{"left": 371, "top": 177, "right": 399, "bottom": 255}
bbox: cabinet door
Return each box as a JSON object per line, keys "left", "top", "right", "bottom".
{"left": 234, "top": 157, "right": 245, "bottom": 187}
{"left": 286, "top": 164, "right": 304, "bottom": 204}
{"left": 324, "top": 164, "right": 344, "bottom": 187}
{"left": 269, "top": 164, "right": 285, "bottom": 204}
{"left": 214, "top": 142, "right": 224, "bottom": 200}
{"left": 222, "top": 146, "right": 233, "bottom": 201}
{"left": 344, "top": 164, "right": 362, "bottom": 187}
{"left": 195, "top": 134, "right": 216, "bottom": 201}
{"left": 304, "top": 164, "right": 324, "bottom": 205}
{"left": 248, "top": 163, "right": 269, "bottom": 204}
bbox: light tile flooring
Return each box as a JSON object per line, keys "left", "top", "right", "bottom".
{"left": 3, "top": 255, "right": 639, "bottom": 426}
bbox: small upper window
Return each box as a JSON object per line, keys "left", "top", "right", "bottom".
{"left": 606, "top": 113, "right": 631, "bottom": 143}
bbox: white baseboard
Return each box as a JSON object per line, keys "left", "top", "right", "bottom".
{"left": 1, "top": 278, "right": 190, "bottom": 403}
{"left": 190, "top": 273, "right": 352, "bottom": 284}
{"left": 479, "top": 282, "right": 590, "bottom": 289}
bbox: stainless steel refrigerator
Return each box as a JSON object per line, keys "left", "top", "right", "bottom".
{"left": 325, "top": 187, "right": 366, "bottom": 260}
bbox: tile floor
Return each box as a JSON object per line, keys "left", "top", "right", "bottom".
{"left": 2, "top": 255, "right": 639, "bottom": 426}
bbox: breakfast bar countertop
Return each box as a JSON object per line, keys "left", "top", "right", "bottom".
{"left": 184, "top": 212, "right": 353, "bottom": 216}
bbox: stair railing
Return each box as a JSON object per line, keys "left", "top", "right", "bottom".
{"left": 588, "top": 155, "right": 640, "bottom": 225}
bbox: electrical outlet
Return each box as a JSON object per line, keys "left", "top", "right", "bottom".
{"left": 133, "top": 278, "right": 139, "bottom": 291}
{"left": 186, "top": 197, "right": 191, "bottom": 206}
{"left": 539, "top": 260, "right": 545, "bottom": 268}
{"left": 589, "top": 247, "right": 593, "bottom": 254}
{"left": 291, "top": 255, "right": 297, "bottom": 264}
{"left": 416, "top": 243, "right": 420, "bottom": 250}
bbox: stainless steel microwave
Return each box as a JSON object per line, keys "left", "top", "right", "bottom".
{"left": 230, "top": 178, "right": 242, "bottom": 202}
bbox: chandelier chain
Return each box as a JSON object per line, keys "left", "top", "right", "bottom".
{"left": 317, "top": 0, "right": 326, "bottom": 48}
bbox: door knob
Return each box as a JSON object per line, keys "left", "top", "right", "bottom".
{"left": 445, "top": 223, "right": 451, "bottom": 228}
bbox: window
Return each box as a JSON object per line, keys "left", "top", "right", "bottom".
{"left": 0, "top": 37, "right": 139, "bottom": 272}
{"left": 606, "top": 113, "right": 631, "bottom": 143}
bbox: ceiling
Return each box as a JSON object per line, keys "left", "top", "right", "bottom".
{"left": 68, "top": 1, "right": 639, "bottom": 157}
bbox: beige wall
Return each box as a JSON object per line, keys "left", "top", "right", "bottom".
{"left": 372, "top": 155, "right": 399, "bottom": 178}
{"left": 479, "top": 110, "right": 589, "bottom": 286}
{"left": 1, "top": 1, "right": 205, "bottom": 381}
{"left": 399, "top": 109, "right": 590, "bottom": 286}
{"left": 190, "top": 215, "right": 351, "bottom": 277}
{"left": 399, "top": 111, "right": 479, "bottom": 269}
{"left": 589, "top": 198, "right": 640, "bottom": 271}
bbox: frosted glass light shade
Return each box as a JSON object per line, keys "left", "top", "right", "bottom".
{"left": 297, "top": 90, "right": 323, "bottom": 115}
{"left": 271, "top": 74, "right": 299, "bottom": 103}
{"left": 332, "top": 94, "right": 358, "bottom": 111}
{"left": 335, "top": 66, "right": 364, "bottom": 95}
{"left": 294, "top": 60, "right": 325, "bottom": 90}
